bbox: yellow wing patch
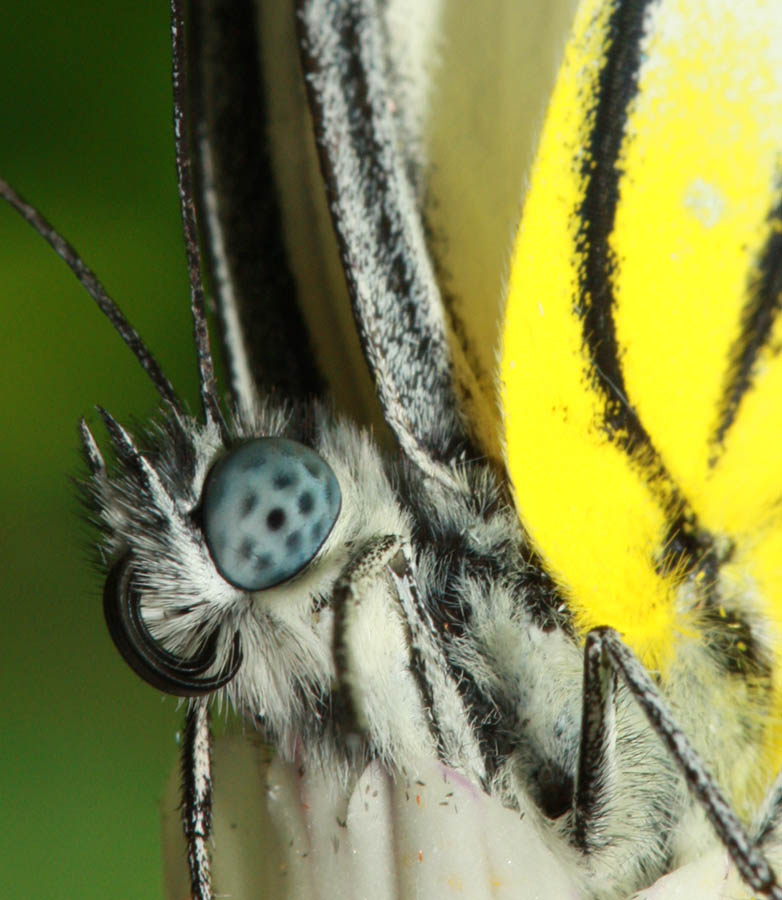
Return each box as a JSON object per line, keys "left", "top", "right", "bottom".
{"left": 501, "top": 0, "right": 782, "bottom": 685}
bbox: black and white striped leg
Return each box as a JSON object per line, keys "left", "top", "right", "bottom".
{"left": 332, "top": 538, "right": 483, "bottom": 784}
{"left": 572, "top": 629, "right": 619, "bottom": 851}
{"left": 586, "top": 627, "right": 782, "bottom": 900}
{"left": 386, "top": 547, "right": 486, "bottom": 787}
{"left": 332, "top": 535, "right": 403, "bottom": 734}
{"left": 182, "top": 699, "right": 214, "bottom": 900}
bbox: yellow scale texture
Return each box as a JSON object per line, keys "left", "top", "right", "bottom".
{"left": 501, "top": 0, "right": 782, "bottom": 804}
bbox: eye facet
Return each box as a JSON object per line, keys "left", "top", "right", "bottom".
{"left": 203, "top": 438, "right": 342, "bottom": 590}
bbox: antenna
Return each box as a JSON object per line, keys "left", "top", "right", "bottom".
{"left": 0, "top": 177, "right": 182, "bottom": 411}
{"left": 169, "top": 0, "right": 226, "bottom": 436}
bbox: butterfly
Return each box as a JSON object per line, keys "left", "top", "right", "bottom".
{"left": 3, "top": 1, "right": 782, "bottom": 899}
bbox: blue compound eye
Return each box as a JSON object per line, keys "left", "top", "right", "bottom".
{"left": 202, "top": 438, "right": 341, "bottom": 591}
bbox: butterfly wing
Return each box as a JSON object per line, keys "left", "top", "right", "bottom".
{"left": 502, "top": 0, "right": 782, "bottom": 818}
{"left": 170, "top": 0, "right": 782, "bottom": 896}
{"left": 189, "top": 0, "right": 583, "bottom": 463}
{"left": 419, "top": 0, "right": 580, "bottom": 459}
{"left": 163, "top": 1, "right": 585, "bottom": 898}
{"left": 186, "top": 0, "right": 324, "bottom": 406}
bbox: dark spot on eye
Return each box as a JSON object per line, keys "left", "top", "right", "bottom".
{"left": 240, "top": 492, "right": 258, "bottom": 517}
{"left": 267, "top": 508, "right": 286, "bottom": 531}
{"left": 254, "top": 553, "right": 272, "bottom": 573}
{"left": 203, "top": 438, "right": 341, "bottom": 591}
{"left": 238, "top": 538, "right": 255, "bottom": 561}
{"left": 273, "top": 471, "right": 297, "bottom": 490}
{"left": 304, "top": 460, "right": 321, "bottom": 478}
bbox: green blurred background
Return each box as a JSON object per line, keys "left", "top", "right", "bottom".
{"left": 0, "top": 3, "right": 198, "bottom": 897}
{"left": 0, "top": 1, "right": 572, "bottom": 896}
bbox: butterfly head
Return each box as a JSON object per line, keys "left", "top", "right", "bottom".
{"left": 82, "top": 397, "right": 410, "bottom": 746}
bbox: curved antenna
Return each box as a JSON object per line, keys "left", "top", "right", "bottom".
{"left": 0, "top": 178, "right": 182, "bottom": 411}
{"left": 170, "top": 0, "right": 226, "bottom": 436}
{"left": 104, "top": 556, "right": 243, "bottom": 698}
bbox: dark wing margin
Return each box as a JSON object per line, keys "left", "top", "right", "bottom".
{"left": 709, "top": 190, "right": 782, "bottom": 464}
{"left": 186, "top": 0, "right": 324, "bottom": 412}
{"left": 297, "top": 0, "right": 470, "bottom": 469}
